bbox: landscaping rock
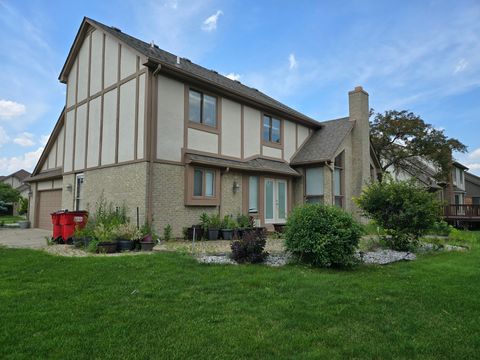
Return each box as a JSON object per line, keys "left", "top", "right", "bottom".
{"left": 197, "top": 255, "right": 237, "bottom": 265}
{"left": 357, "top": 249, "right": 416, "bottom": 265}
{"left": 264, "top": 254, "right": 290, "bottom": 267}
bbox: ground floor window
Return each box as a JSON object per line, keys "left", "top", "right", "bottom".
{"left": 305, "top": 167, "right": 324, "bottom": 204}
{"left": 249, "top": 176, "right": 259, "bottom": 213}
{"left": 185, "top": 166, "right": 220, "bottom": 206}
{"left": 75, "top": 173, "right": 85, "bottom": 211}
{"left": 334, "top": 152, "right": 344, "bottom": 208}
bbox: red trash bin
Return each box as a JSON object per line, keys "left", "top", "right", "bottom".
{"left": 60, "top": 211, "right": 89, "bottom": 244}
{"left": 50, "top": 211, "right": 65, "bottom": 241}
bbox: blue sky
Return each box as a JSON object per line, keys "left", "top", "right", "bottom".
{"left": 0, "top": 0, "right": 479, "bottom": 175}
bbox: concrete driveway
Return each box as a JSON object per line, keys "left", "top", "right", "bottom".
{"left": 0, "top": 228, "right": 51, "bottom": 249}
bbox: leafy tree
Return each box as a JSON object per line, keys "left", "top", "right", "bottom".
{"left": 0, "top": 183, "right": 20, "bottom": 203}
{"left": 355, "top": 176, "right": 441, "bottom": 251}
{"left": 370, "top": 110, "right": 467, "bottom": 182}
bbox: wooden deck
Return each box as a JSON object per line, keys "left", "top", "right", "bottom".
{"left": 443, "top": 204, "right": 480, "bottom": 222}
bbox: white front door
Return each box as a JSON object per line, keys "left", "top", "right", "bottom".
{"left": 264, "top": 179, "right": 287, "bottom": 224}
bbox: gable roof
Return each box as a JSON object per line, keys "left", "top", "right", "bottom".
{"left": 466, "top": 172, "right": 480, "bottom": 187}
{"left": 31, "top": 108, "right": 65, "bottom": 177}
{"left": 291, "top": 117, "right": 354, "bottom": 165}
{"left": 1, "top": 169, "right": 31, "bottom": 181}
{"left": 59, "top": 17, "right": 321, "bottom": 129}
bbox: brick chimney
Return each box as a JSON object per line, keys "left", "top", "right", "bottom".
{"left": 349, "top": 86, "right": 370, "bottom": 206}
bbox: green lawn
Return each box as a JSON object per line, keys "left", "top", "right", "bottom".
{"left": 0, "top": 215, "right": 24, "bottom": 224}
{"left": 1, "top": 236, "right": 480, "bottom": 359}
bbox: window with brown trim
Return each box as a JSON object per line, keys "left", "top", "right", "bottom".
{"left": 305, "top": 167, "right": 324, "bottom": 204}
{"left": 185, "top": 166, "right": 220, "bottom": 206}
{"left": 262, "top": 115, "right": 281, "bottom": 144}
{"left": 334, "top": 152, "right": 344, "bottom": 208}
{"left": 189, "top": 89, "right": 217, "bottom": 127}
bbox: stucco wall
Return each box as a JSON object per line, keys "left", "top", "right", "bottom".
{"left": 243, "top": 106, "right": 261, "bottom": 158}
{"left": 221, "top": 98, "right": 241, "bottom": 158}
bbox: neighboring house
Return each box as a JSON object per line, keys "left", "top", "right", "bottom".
{"left": 0, "top": 169, "right": 31, "bottom": 215}
{"left": 387, "top": 157, "right": 468, "bottom": 204}
{"left": 26, "top": 17, "right": 381, "bottom": 235}
{"left": 465, "top": 172, "right": 480, "bottom": 205}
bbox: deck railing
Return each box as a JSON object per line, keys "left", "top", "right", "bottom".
{"left": 443, "top": 204, "right": 480, "bottom": 218}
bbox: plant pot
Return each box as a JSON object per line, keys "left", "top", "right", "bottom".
{"left": 221, "top": 229, "right": 234, "bottom": 240}
{"left": 142, "top": 234, "right": 153, "bottom": 243}
{"left": 116, "top": 238, "right": 134, "bottom": 252}
{"left": 97, "top": 242, "right": 117, "bottom": 253}
{"left": 207, "top": 229, "right": 219, "bottom": 240}
{"left": 187, "top": 225, "right": 204, "bottom": 240}
{"left": 18, "top": 220, "right": 30, "bottom": 229}
{"left": 140, "top": 241, "right": 155, "bottom": 251}
{"left": 83, "top": 237, "right": 92, "bottom": 249}
{"left": 133, "top": 239, "right": 141, "bottom": 251}
{"left": 73, "top": 237, "right": 84, "bottom": 248}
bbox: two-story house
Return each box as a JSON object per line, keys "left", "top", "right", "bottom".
{"left": 26, "top": 17, "right": 381, "bottom": 235}
{"left": 0, "top": 169, "right": 31, "bottom": 215}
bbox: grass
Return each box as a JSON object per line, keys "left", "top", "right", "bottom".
{"left": 1, "top": 234, "right": 480, "bottom": 359}
{"left": 0, "top": 215, "right": 24, "bottom": 224}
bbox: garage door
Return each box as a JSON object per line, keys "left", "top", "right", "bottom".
{"left": 37, "top": 190, "right": 62, "bottom": 230}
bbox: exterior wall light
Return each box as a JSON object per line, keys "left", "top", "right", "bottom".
{"left": 232, "top": 180, "right": 240, "bottom": 194}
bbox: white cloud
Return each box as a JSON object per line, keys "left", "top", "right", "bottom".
{"left": 0, "top": 146, "right": 43, "bottom": 174}
{"left": 288, "top": 53, "right": 298, "bottom": 70}
{"left": 13, "top": 132, "right": 35, "bottom": 147}
{"left": 225, "top": 72, "right": 241, "bottom": 81}
{"left": 0, "top": 99, "right": 26, "bottom": 119}
{"left": 454, "top": 58, "right": 468, "bottom": 74}
{"left": 0, "top": 126, "right": 10, "bottom": 147}
{"left": 202, "top": 10, "right": 223, "bottom": 32}
{"left": 468, "top": 148, "right": 480, "bottom": 160}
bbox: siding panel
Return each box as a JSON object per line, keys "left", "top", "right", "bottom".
{"left": 101, "top": 89, "right": 117, "bottom": 165}
{"left": 74, "top": 103, "right": 87, "bottom": 170}
{"left": 118, "top": 79, "right": 136, "bottom": 162}
{"left": 87, "top": 97, "right": 101, "bottom": 167}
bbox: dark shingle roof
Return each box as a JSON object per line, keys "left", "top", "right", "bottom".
{"left": 24, "top": 168, "right": 62, "bottom": 183}
{"left": 83, "top": 17, "right": 319, "bottom": 127}
{"left": 291, "top": 117, "right": 354, "bottom": 164}
{"left": 2, "top": 169, "right": 31, "bottom": 181}
{"left": 186, "top": 153, "right": 300, "bottom": 177}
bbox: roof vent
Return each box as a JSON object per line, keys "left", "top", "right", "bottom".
{"left": 182, "top": 57, "right": 191, "bottom": 63}
{"left": 111, "top": 26, "right": 121, "bottom": 32}
{"left": 176, "top": 56, "right": 181, "bottom": 65}
{"left": 211, "top": 70, "right": 218, "bottom": 74}
{"left": 234, "top": 80, "right": 241, "bottom": 84}
{"left": 150, "top": 41, "right": 155, "bottom": 48}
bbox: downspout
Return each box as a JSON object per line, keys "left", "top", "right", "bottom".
{"left": 146, "top": 64, "right": 161, "bottom": 226}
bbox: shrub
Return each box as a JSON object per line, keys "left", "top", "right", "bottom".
{"left": 236, "top": 214, "right": 254, "bottom": 229}
{"left": 18, "top": 197, "right": 28, "bottom": 216}
{"left": 284, "top": 204, "right": 362, "bottom": 268}
{"left": 113, "top": 223, "right": 142, "bottom": 240}
{"left": 231, "top": 228, "right": 268, "bottom": 263}
{"left": 221, "top": 215, "right": 237, "bottom": 230}
{"left": 429, "top": 220, "right": 454, "bottom": 236}
{"left": 355, "top": 177, "right": 441, "bottom": 251}
{"left": 163, "top": 224, "right": 172, "bottom": 241}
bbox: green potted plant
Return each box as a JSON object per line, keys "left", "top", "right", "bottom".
{"left": 207, "top": 214, "right": 221, "bottom": 240}
{"left": 93, "top": 223, "right": 117, "bottom": 253}
{"left": 221, "top": 215, "right": 237, "bottom": 240}
{"left": 140, "top": 222, "right": 157, "bottom": 251}
{"left": 115, "top": 223, "right": 141, "bottom": 252}
{"left": 236, "top": 214, "right": 252, "bottom": 239}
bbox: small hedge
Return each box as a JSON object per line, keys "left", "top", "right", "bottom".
{"left": 231, "top": 228, "right": 268, "bottom": 264}
{"left": 284, "top": 204, "right": 362, "bottom": 268}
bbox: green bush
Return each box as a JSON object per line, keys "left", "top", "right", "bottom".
{"left": 429, "top": 220, "right": 454, "bottom": 236}
{"left": 18, "top": 198, "right": 28, "bottom": 216}
{"left": 355, "top": 177, "right": 441, "bottom": 251}
{"left": 284, "top": 204, "right": 363, "bottom": 268}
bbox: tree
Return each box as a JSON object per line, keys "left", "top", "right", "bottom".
{"left": 370, "top": 110, "right": 467, "bottom": 182}
{"left": 0, "top": 183, "right": 20, "bottom": 203}
{"left": 355, "top": 177, "right": 441, "bottom": 251}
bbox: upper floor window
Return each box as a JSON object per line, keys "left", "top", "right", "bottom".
{"left": 263, "top": 115, "right": 281, "bottom": 144}
{"left": 189, "top": 89, "right": 217, "bottom": 127}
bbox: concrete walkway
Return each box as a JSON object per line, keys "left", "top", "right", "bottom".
{"left": 0, "top": 228, "right": 51, "bottom": 249}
